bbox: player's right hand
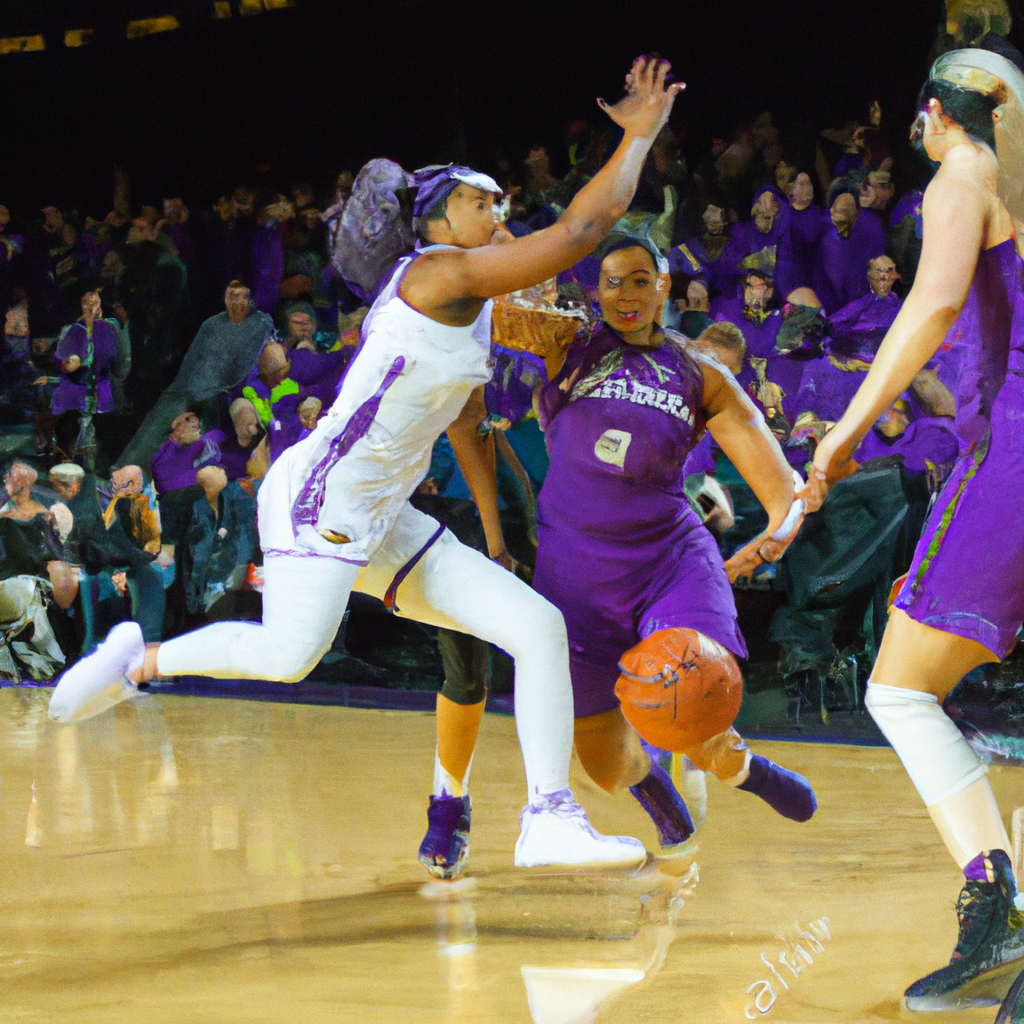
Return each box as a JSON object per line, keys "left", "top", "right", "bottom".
{"left": 597, "top": 56, "right": 685, "bottom": 141}
{"left": 798, "top": 456, "right": 858, "bottom": 514}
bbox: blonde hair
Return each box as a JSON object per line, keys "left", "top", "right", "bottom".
{"left": 696, "top": 321, "right": 747, "bottom": 359}
{"left": 946, "top": 0, "right": 1012, "bottom": 42}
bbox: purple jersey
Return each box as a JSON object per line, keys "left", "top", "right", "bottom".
{"left": 152, "top": 430, "right": 225, "bottom": 495}
{"left": 52, "top": 318, "right": 118, "bottom": 416}
{"left": 895, "top": 239, "right": 1024, "bottom": 657}
{"left": 534, "top": 324, "right": 746, "bottom": 718}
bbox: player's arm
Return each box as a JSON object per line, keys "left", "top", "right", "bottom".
{"left": 809, "top": 163, "right": 984, "bottom": 483}
{"left": 701, "top": 358, "right": 794, "bottom": 538}
{"left": 447, "top": 385, "right": 508, "bottom": 564}
{"left": 415, "top": 58, "right": 685, "bottom": 303}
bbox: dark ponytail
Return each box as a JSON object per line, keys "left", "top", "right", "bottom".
{"left": 919, "top": 77, "right": 1000, "bottom": 147}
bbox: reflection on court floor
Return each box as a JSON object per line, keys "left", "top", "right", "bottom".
{"left": 0, "top": 687, "right": 1014, "bottom": 1022}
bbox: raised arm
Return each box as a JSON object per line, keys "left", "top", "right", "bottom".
{"left": 805, "top": 157, "right": 989, "bottom": 506}
{"left": 408, "top": 57, "right": 684, "bottom": 304}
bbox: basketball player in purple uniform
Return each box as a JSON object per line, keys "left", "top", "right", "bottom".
{"left": 806, "top": 48, "right": 1024, "bottom": 1009}
{"left": 422, "top": 234, "right": 816, "bottom": 879}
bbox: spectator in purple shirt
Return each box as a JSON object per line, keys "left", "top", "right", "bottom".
{"left": 280, "top": 302, "right": 351, "bottom": 406}
{"left": 813, "top": 191, "right": 887, "bottom": 314}
{"left": 151, "top": 409, "right": 226, "bottom": 547}
{"left": 152, "top": 410, "right": 224, "bottom": 496}
{"left": 51, "top": 287, "right": 122, "bottom": 470}
{"left": 52, "top": 288, "right": 118, "bottom": 418}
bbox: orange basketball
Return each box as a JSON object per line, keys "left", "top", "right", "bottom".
{"left": 614, "top": 628, "right": 743, "bottom": 752}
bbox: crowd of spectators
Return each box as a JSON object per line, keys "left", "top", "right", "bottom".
{"left": 0, "top": 98, "right": 961, "bottom": 720}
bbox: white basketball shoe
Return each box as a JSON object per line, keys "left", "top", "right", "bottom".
{"left": 49, "top": 621, "right": 146, "bottom": 724}
{"left": 514, "top": 789, "right": 647, "bottom": 870}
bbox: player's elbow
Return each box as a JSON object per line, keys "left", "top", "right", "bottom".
{"left": 560, "top": 213, "right": 614, "bottom": 253}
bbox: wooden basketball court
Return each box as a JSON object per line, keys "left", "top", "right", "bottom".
{"left": 0, "top": 686, "right": 1017, "bottom": 1023}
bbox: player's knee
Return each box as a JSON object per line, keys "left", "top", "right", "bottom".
{"left": 506, "top": 592, "right": 568, "bottom": 662}
{"left": 573, "top": 710, "right": 646, "bottom": 794}
{"left": 863, "top": 680, "right": 925, "bottom": 722}
{"left": 574, "top": 738, "right": 631, "bottom": 795}
{"left": 864, "top": 682, "right": 986, "bottom": 805}
{"left": 254, "top": 637, "right": 330, "bottom": 684}
{"left": 683, "top": 727, "right": 749, "bottom": 779}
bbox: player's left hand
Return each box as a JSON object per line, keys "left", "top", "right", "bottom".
{"left": 492, "top": 548, "right": 518, "bottom": 573}
{"left": 723, "top": 509, "right": 804, "bottom": 584}
{"left": 492, "top": 548, "right": 533, "bottom": 583}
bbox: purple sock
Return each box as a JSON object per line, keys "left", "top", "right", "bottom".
{"left": 737, "top": 755, "right": 817, "bottom": 822}
{"left": 630, "top": 762, "right": 694, "bottom": 848}
{"left": 964, "top": 849, "right": 1015, "bottom": 890}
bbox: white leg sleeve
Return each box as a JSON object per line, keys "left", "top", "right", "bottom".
{"left": 370, "top": 531, "right": 574, "bottom": 800}
{"left": 157, "top": 555, "right": 359, "bottom": 682}
{"left": 864, "top": 682, "right": 988, "bottom": 806}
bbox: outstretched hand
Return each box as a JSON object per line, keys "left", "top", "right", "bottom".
{"left": 492, "top": 548, "right": 533, "bottom": 583}
{"left": 798, "top": 432, "right": 859, "bottom": 514}
{"left": 597, "top": 55, "right": 685, "bottom": 141}
{"left": 723, "top": 506, "right": 805, "bottom": 585}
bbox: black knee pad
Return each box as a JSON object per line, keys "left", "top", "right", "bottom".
{"left": 438, "top": 628, "right": 489, "bottom": 705}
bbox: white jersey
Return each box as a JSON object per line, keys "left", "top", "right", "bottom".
{"left": 258, "top": 249, "right": 493, "bottom": 564}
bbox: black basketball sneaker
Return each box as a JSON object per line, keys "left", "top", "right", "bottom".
{"left": 905, "top": 850, "right": 1024, "bottom": 1011}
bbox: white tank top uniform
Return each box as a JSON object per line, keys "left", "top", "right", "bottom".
{"left": 258, "top": 246, "right": 493, "bottom": 569}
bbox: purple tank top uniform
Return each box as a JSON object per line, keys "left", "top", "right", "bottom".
{"left": 894, "top": 239, "right": 1024, "bottom": 657}
{"left": 534, "top": 325, "right": 747, "bottom": 718}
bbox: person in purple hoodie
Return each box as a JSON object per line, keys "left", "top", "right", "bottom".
{"left": 719, "top": 185, "right": 790, "bottom": 296}
{"left": 780, "top": 172, "right": 824, "bottom": 295}
{"left": 51, "top": 287, "right": 121, "bottom": 469}
{"left": 814, "top": 189, "right": 887, "bottom": 313}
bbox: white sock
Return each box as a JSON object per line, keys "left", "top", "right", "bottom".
{"left": 433, "top": 749, "right": 472, "bottom": 798}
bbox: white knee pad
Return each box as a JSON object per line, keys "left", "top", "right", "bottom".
{"left": 864, "top": 683, "right": 987, "bottom": 806}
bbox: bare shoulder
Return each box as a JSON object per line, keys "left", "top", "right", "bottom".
{"left": 672, "top": 334, "right": 734, "bottom": 383}
{"left": 683, "top": 345, "right": 743, "bottom": 416}
{"left": 923, "top": 150, "right": 992, "bottom": 211}
{"left": 399, "top": 249, "right": 487, "bottom": 325}
{"left": 401, "top": 247, "right": 459, "bottom": 291}
{"left": 923, "top": 149, "right": 1010, "bottom": 248}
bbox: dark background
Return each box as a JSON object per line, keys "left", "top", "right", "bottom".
{"left": 0, "top": 0, "right": 1021, "bottom": 215}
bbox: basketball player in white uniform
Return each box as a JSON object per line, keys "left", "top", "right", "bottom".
{"left": 51, "top": 56, "right": 685, "bottom": 870}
